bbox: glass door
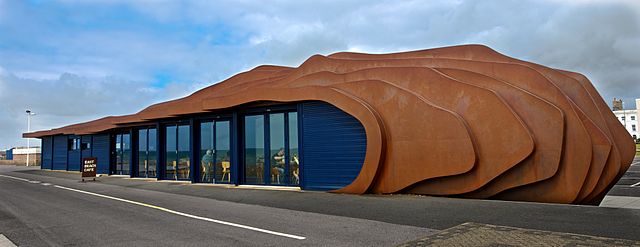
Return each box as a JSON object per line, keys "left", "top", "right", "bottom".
{"left": 137, "top": 128, "right": 157, "bottom": 178}
{"left": 113, "top": 132, "right": 131, "bottom": 175}
{"left": 244, "top": 115, "right": 265, "bottom": 184}
{"left": 199, "top": 120, "right": 232, "bottom": 183}
{"left": 243, "top": 111, "right": 299, "bottom": 186}
{"left": 164, "top": 124, "right": 190, "bottom": 180}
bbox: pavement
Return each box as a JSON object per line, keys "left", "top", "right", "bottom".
{"left": 600, "top": 158, "right": 640, "bottom": 209}
{"left": 399, "top": 223, "right": 640, "bottom": 247}
{"left": 1, "top": 162, "right": 640, "bottom": 246}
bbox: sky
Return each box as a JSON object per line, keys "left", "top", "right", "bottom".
{"left": 1, "top": 0, "right": 639, "bottom": 150}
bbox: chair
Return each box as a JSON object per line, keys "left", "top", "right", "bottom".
{"left": 256, "top": 159, "right": 264, "bottom": 182}
{"left": 221, "top": 161, "right": 231, "bottom": 182}
{"left": 185, "top": 160, "right": 190, "bottom": 179}
{"left": 271, "top": 167, "right": 281, "bottom": 184}
{"left": 292, "top": 156, "right": 300, "bottom": 184}
{"left": 201, "top": 161, "right": 212, "bottom": 182}
{"left": 142, "top": 160, "right": 148, "bottom": 177}
{"left": 171, "top": 160, "right": 177, "bottom": 180}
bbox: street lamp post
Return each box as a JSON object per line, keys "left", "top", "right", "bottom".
{"left": 26, "top": 110, "right": 35, "bottom": 166}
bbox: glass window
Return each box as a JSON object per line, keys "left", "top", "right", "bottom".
{"left": 177, "top": 125, "right": 191, "bottom": 180}
{"left": 633, "top": 125, "right": 637, "bottom": 131}
{"left": 122, "top": 133, "right": 131, "bottom": 175}
{"left": 245, "top": 115, "right": 264, "bottom": 184}
{"left": 215, "top": 121, "right": 231, "bottom": 183}
{"left": 116, "top": 134, "right": 123, "bottom": 174}
{"left": 81, "top": 142, "right": 90, "bottom": 150}
{"left": 68, "top": 138, "right": 80, "bottom": 151}
{"left": 113, "top": 133, "right": 131, "bottom": 175}
{"left": 622, "top": 116, "right": 626, "bottom": 121}
{"left": 148, "top": 128, "right": 157, "bottom": 178}
{"left": 288, "top": 112, "right": 299, "bottom": 185}
{"left": 270, "top": 113, "right": 286, "bottom": 185}
{"left": 200, "top": 121, "right": 214, "bottom": 183}
{"left": 138, "top": 129, "right": 148, "bottom": 178}
{"left": 165, "top": 125, "right": 177, "bottom": 179}
{"left": 632, "top": 116, "right": 636, "bottom": 121}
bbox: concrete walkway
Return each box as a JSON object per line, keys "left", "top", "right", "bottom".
{"left": 398, "top": 223, "right": 640, "bottom": 247}
{"left": 600, "top": 195, "right": 640, "bottom": 209}
{"left": 0, "top": 234, "right": 17, "bottom": 247}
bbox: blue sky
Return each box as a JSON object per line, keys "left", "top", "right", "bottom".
{"left": 1, "top": 0, "right": 639, "bottom": 149}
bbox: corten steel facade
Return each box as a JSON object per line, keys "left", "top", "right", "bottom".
{"left": 24, "top": 45, "right": 635, "bottom": 205}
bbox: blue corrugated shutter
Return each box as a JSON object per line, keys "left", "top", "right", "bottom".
{"left": 52, "top": 135, "right": 68, "bottom": 170}
{"left": 6, "top": 149, "right": 13, "bottom": 160}
{"left": 92, "top": 134, "right": 110, "bottom": 174}
{"left": 41, "top": 136, "right": 53, "bottom": 169}
{"left": 301, "top": 101, "right": 367, "bottom": 190}
{"left": 67, "top": 135, "right": 81, "bottom": 171}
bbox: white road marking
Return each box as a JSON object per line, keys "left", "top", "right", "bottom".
{"left": 52, "top": 185, "right": 306, "bottom": 240}
{"left": 631, "top": 161, "right": 640, "bottom": 166}
{"left": 0, "top": 174, "right": 30, "bottom": 182}
{"left": 41, "top": 183, "right": 52, "bottom": 186}
{"left": 631, "top": 181, "right": 640, "bottom": 188}
{"left": 0, "top": 174, "right": 305, "bottom": 240}
{"left": 0, "top": 234, "right": 17, "bottom": 247}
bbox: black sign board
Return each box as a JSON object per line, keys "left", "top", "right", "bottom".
{"left": 81, "top": 157, "right": 97, "bottom": 182}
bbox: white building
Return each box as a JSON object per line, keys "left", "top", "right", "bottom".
{"left": 612, "top": 98, "right": 639, "bottom": 141}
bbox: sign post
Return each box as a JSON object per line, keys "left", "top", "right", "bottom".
{"left": 81, "top": 157, "right": 97, "bottom": 182}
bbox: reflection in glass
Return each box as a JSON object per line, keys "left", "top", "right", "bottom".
{"left": 138, "top": 129, "right": 147, "bottom": 177}
{"left": 177, "top": 125, "right": 191, "bottom": 180}
{"left": 216, "top": 121, "right": 231, "bottom": 183}
{"left": 288, "top": 112, "right": 299, "bottom": 185}
{"left": 148, "top": 128, "right": 157, "bottom": 178}
{"left": 165, "top": 125, "right": 177, "bottom": 179}
{"left": 270, "top": 113, "right": 285, "bottom": 185}
{"left": 244, "top": 115, "right": 264, "bottom": 184}
{"left": 200, "top": 121, "right": 214, "bottom": 183}
{"left": 122, "top": 133, "right": 131, "bottom": 175}
{"left": 115, "top": 134, "right": 122, "bottom": 174}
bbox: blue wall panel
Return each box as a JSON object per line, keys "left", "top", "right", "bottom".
{"left": 41, "top": 137, "right": 53, "bottom": 169}
{"left": 301, "top": 101, "right": 367, "bottom": 190}
{"left": 52, "top": 135, "right": 68, "bottom": 170}
{"left": 67, "top": 136, "right": 81, "bottom": 171}
{"left": 6, "top": 149, "right": 13, "bottom": 160}
{"left": 92, "top": 134, "right": 110, "bottom": 174}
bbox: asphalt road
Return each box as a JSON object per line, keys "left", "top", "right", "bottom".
{"left": 0, "top": 166, "right": 434, "bottom": 247}
{"left": 607, "top": 158, "right": 640, "bottom": 197}
{"left": 2, "top": 164, "right": 640, "bottom": 246}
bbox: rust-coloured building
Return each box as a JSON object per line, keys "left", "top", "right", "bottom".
{"left": 24, "top": 45, "right": 635, "bottom": 205}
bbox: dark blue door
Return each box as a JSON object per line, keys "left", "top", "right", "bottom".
{"left": 300, "top": 101, "right": 367, "bottom": 190}
{"left": 41, "top": 136, "right": 53, "bottom": 169}
{"left": 92, "top": 134, "right": 110, "bottom": 174}
{"left": 80, "top": 135, "right": 93, "bottom": 164}
{"left": 52, "top": 135, "right": 68, "bottom": 170}
{"left": 67, "top": 136, "right": 81, "bottom": 171}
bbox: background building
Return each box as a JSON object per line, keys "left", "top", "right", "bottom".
{"left": 5, "top": 147, "right": 41, "bottom": 166}
{"left": 613, "top": 98, "right": 639, "bottom": 141}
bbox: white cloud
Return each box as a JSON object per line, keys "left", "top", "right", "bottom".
{"left": 0, "top": 71, "right": 195, "bottom": 149}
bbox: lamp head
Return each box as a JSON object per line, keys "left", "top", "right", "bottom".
{"left": 26, "top": 110, "right": 31, "bottom": 114}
